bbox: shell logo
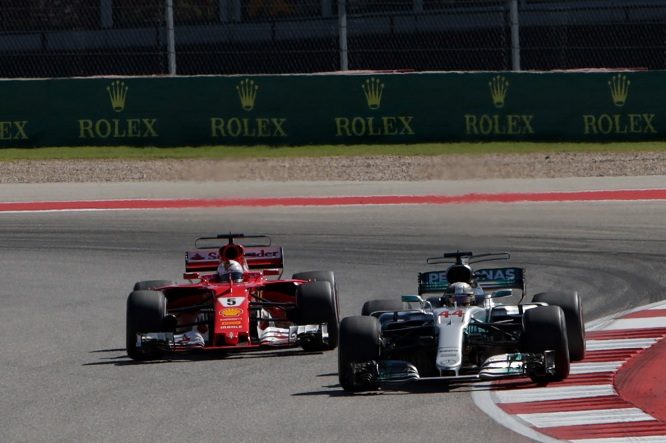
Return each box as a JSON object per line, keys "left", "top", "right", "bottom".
{"left": 220, "top": 307, "right": 243, "bottom": 317}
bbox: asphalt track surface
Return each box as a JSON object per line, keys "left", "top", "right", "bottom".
{"left": 1, "top": 177, "right": 665, "bottom": 443}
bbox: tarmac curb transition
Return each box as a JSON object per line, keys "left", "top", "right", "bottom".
{"left": 474, "top": 300, "right": 666, "bottom": 443}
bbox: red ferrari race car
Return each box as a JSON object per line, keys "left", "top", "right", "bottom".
{"left": 126, "top": 233, "right": 339, "bottom": 361}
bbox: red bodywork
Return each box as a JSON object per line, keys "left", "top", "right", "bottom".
{"left": 158, "top": 241, "right": 305, "bottom": 351}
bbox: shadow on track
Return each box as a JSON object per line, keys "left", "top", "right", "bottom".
{"left": 83, "top": 347, "right": 323, "bottom": 367}
{"left": 293, "top": 374, "right": 537, "bottom": 397}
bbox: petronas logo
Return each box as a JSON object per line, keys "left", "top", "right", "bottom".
{"left": 362, "top": 78, "right": 384, "bottom": 110}
{"left": 489, "top": 75, "right": 509, "bottom": 109}
{"left": 106, "top": 80, "right": 128, "bottom": 112}
{"left": 236, "top": 79, "right": 259, "bottom": 111}
{"left": 608, "top": 74, "right": 630, "bottom": 107}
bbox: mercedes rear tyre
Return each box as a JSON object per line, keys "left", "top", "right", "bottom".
{"left": 338, "top": 316, "right": 381, "bottom": 392}
{"left": 523, "top": 305, "right": 570, "bottom": 383}
{"left": 126, "top": 290, "right": 167, "bottom": 361}
{"left": 533, "top": 291, "right": 586, "bottom": 361}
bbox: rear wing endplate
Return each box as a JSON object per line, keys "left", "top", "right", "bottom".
{"left": 418, "top": 270, "right": 448, "bottom": 294}
{"left": 185, "top": 246, "right": 284, "bottom": 272}
{"left": 418, "top": 267, "right": 525, "bottom": 294}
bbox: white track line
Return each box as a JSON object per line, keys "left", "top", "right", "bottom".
{"left": 494, "top": 385, "right": 616, "bottom": 404}
{"left": 570, "top": 361, "right": 623, "bottom": 374}
{"left": 597, "top": 317, "right": 666, "bottom": 330}
{"left": 518, "top": 408, "right": 655, "bottom": 428}
{"left": 586, "top": 338, "right": 658, "bottom": 351}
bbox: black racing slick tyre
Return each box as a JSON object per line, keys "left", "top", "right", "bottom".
{"left": 361, "top": 299, "right": 406, "bottom": 316}
{"left": 126, "top": 290, "right": 167, "bottom": 361}
{"left": 338, "top": 316, "right": 381, "bottom": 392}
{"left": 533, "top": 291, "right": 586, "bottom": 361}
{"left": 133, "top": 280, "right": 175, "bottom": 291}
{"left": 292, "top": 271, "right": 340, "bottom": 341}
{"left": 523, "top": 305, "right": 570, "bottom": 383}
{"left": 296, "top": 281, "right": 339, "bottom": 351}
{"left": 292, "top": 271, "right": 336, "bottom": 292}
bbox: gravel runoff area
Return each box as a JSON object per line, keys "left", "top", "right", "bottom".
{"left": 0, "top": 151, "right": 664, "bottom": 183}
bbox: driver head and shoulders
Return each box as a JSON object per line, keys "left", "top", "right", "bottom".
{"left": 217, "top": 259, "right": 245, "bottom": 282}
{"left": 443, "top": 282, "right": 476, "bottom": 307}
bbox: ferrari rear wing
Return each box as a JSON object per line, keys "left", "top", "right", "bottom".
{"left": 185, "top": 245, "right": 284, "bottom": 272}
{"left": 418, "top": 267, "right": 525, "bottom": 294}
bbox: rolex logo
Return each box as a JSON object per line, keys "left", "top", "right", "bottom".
{"left": 608, "top": 74, "right": 630, "bottom": 107}
{"left": 236, "top": 79, "right": 259, "bottom": 111}
{"left": 362, "top": 78, "right": 384, "bottom": 110}
{"left": 106, "top": 80, "right": 128, "bottom": 113}
{"left": 489, "top": 75, "right": 509, "bottom": 108}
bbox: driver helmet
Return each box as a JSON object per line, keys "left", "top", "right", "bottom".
{"left": 444, "top": 282, "right": 475, "bottom": 306}
{"left": 217, "top": 260, "right": 244, "bottom": 283}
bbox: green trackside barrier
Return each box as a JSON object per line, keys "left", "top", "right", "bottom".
{"left": 0, "top": 71, "right": 662, "bottom": 147}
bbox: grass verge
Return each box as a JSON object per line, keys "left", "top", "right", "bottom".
{"left": 1, "top": 142, "right": 665, "bottom": 161}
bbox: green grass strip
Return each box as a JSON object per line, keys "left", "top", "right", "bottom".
{"left": 1, "top": 142, "right": 665, "bottom": 161}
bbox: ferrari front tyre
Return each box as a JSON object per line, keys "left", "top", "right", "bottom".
{"left": 296, "top": 281, "right": 339, "bottom": 351}
{"left": 523, "top": 305, "right": 570, "bottom": 383}
{"left": 533, "top": 291, "right": 586, "bottom": 361}
{"left": 338, "top": 316, "right": 381, "bottom": 392}
{"left": 361, "top": 299, "right": 405, "bottom": 316}
{"left": 133, "top": 280, "right": 175, "bottom": 291}
{"left": 126, "top": 290, "right": 167, "bottom": 361}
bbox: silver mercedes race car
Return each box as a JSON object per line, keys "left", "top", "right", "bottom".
{"left": 338, "top": 251, "right": 585, "bottom": 391}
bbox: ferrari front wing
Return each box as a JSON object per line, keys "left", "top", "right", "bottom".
{"left": 135, "top": 324, "right": 329, "bottom": 353}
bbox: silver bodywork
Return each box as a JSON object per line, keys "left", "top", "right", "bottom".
{"left": 370, "top": 296, "right": 552, "bottom": 384}
{"left": 434, "top": 305, "right": 485, "bottom": 374}
{"left": 340, "top": 252, "right": 569, "bottom": 390}
{"left": 432, "top": 301, "right": 544, "bottom": 379}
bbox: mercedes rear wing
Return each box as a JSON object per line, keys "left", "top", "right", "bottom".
{"left": 418, "top": 267, "right": 525, "bottom": 294}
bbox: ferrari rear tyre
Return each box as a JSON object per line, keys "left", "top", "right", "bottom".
{"left": 338, "top": 316, "right": 381, "bottom": 391}
{"left": 523, "top": 305, "right": 570, "bottom": 383}
{"left": 292, "top": 271, "right": 340, "bottom": 340}
{"left": 126, "top": 290, "right": 167, "bottom": 361}
{"left": 133, "top": 280, "right": 174, "bottom": 291}
{"left": 292, "top": 271, "right": 336, "bottom": 292}
{"left": 361, "top": 299, "right": 405, "bottom": 316}
{"left": 533, "top": 291, "right": 586, "bottom": 361}
{"left": 296, "top": 281, "right": 339, "bottom": 351}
